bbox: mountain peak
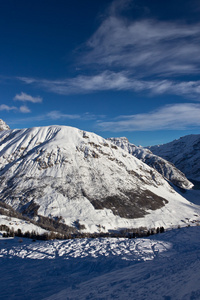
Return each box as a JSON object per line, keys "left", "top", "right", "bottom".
{"left": 0, "top": 119, "right": 10, "bottom": 131}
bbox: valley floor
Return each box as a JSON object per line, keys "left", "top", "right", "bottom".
{"left": 0, "top": 226, "right": 200, "bottom": 300}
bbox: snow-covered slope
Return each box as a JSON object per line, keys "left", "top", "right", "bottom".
{"left": 0, "top": 119, "right": 10, "bottom": 131}
{"left": 108, "top": 137, "right": 192, "bottom": 189}
{"left": 148, "top": 134, "right": 200, "bottom": 181}
{"left": 0, "top": 226, "right": 200, "bottom": 300}
{"left": 0, "top": 126, "right": 199, "bottom": 232}
{"left": 0, "top": 215, "right": 47, "bottom": 235}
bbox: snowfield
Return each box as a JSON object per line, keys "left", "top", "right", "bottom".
{"left": 0, "top": 226, "right": 200, "bottom": 300}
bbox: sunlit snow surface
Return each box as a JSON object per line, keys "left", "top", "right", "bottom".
{"left": 0, "top": 236, "right": 171, "bottom": 260}
{"left": 1, "top": 226, "right": 200, "bottom": 300}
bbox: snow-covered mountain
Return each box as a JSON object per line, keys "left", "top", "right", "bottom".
{"left": 148, "top": 134, "right": 200, "bottom": 182}
{"left": 108, "top": 137, "right": 192, "bottom": 190}
{"left": 0, "top": 126, "right": 199, "bottom": 232}
{"left": 0, "top": 119, "right": 10, "bottom": 131}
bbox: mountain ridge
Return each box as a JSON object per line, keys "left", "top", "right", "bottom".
{"left": 148, "top": 134, "right": 200, "bottom": 182}
{"left": 107, "top": 137, "right": 193, "bottom": 189}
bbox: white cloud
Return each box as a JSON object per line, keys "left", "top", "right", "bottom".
{"left": 0, "top": 104, "right": 17, "bottom": 111}
{"left": 47, "top": 111, "right": 80, "bottom": 120}
{"left": 19, "top": 105, "right": 31, "bottom": 113}
{"left": 97, "top": 103, "right": 200, "bottom": 131}
{"left": 0, "top": 104, "right": 31, "bottom": 114}
{"left": 17, "top": 72, "right": 131, "bottom": 94}
{"left": 14, "top": 92, "right": 42, "bottom": 103}
{"left": 17, "top": 73, "right": 200, "bottom": 99}
{"left": 15, "top": 2, "right": 200, "bottom": 100}
{"left": 83, "top": 15, "right": 200, "bottom": 77}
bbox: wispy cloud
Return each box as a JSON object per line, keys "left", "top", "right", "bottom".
{"left": 18, "top": 72, "right": 131, "bottom": 94}
{"left": 47, "top": 111, "right": 80, "bottom": 120}
{"left": 18, "top": 72, "right": 200, "bottom": 99}
{"left": 97, "top": 103, "right": 200, "bottom": 131}
{"left": 14, "top": 1, "right": 200, "bottom": 101}
{"left": 8, "top": 110, "right": 81, "bottom": 125}
{"left": 0, "top": 104, "right": 31, "bottom": 114}
{"left": 108, "top": 0, "right": 133, "bottom": 16}
{"left": 14, "top": 92, "right": 42, "bottom": 103}
{"left": 0, "top": 104, "right": 17, "bottom": 111}
{"left": 19, "top": 105, "right": 31, "bottom": 113}
{"left": 83, "top": 15, "right": 200, "bottom": 77}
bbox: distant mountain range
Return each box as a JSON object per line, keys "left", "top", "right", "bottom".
{"left": 148, "top": 135, "right": 200, "bottom": 182}
{"left": 0, "top": 123, "right": 199, "bottom": 233}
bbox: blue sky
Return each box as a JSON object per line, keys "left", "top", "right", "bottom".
{"left": 1, "top": 0, "right": 200, "bottom": 146}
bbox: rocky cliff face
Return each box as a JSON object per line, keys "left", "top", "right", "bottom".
{"left": 108, "top": 137, "right": 193, "bottom": 190}
{"left": 148, "top": 134, "right": 200, "bottom": 182}
{"left": 0, "top": 126, "right": 199, "bottom": 232}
